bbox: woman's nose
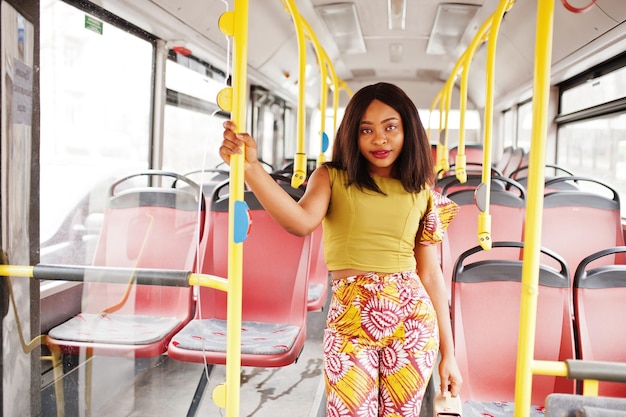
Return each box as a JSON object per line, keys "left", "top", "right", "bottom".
{"left": 373, "top": 130, "right": 387, "bottom": 144}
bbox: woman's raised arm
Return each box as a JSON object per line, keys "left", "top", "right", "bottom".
{"left": 220, "top": 121, "right": 330, "bottom": 236}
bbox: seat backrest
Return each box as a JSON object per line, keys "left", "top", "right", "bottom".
{"left": 201, "top": 173, "right": 327, "bottom": 312}
{"left": 87, "top": 172, "right": 204, "bottom": 317}
{"left": 501, "top": 147, "right": 525, "bottom": 178}
{"left": 440, "top": 174, "right": 523, "bottom": 197}
{"left": 200, "top": 188, "right": 309, "bottom": 324}
{"left": 495, "top": 146, "right": 514, "bottom": 173}
{"left": 452, "top": 242, "right": 575, "bottom": 405}
{"left": 510, "top": 164, "right": 577, "bottom": 193}
{"left": 574, "top": 246, "right": 626, "bottom": 397}
{"left": 441, "top": 188, "right": 526, "bottom": 298}
{"left": 449, "top": 144, "right": 484, "bottom": 166}
{"left": 538, "top": 177, "right": 624, "bottom": 274}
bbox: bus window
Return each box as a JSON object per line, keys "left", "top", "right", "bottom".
{"left": 308, "top": 107, "right": 345, "bottom": 158}
{"left": 561, "top": 65, "right": 626, "bottom": 114}
{"left": 422, "top": 108, "right": 482, "bottom": 149}
{"left": 40, "top": 0, "right": 153, "bottom": 264}
{"left": 557, "top": 114, "right": 626, "bottom": 217}
{"left": 517, "top": 100, "right": 533, "bottom": 152}
{"left": 502, "top": 108, "right": 515, "bottom": 149}
{"left": 163, "top": 53, "right": 227, "bottom": 174}
{"left": 557, "top": 56, "right": 626, "bottom": 218}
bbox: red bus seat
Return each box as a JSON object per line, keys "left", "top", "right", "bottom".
{"left": 495, "top": 146, "right": 514, "bottom": 174}
{"left": 501, "top": 147, "right": 525, "bottom": 178}
{"left": 441, "top": 184, "right": 526, "bottom": 297}
{"left": 205, "top": 172, "right": 328, "bottom": 312}
{"left": 538, "top": 177, "right": 624, "bottom": 274}
{"left": 434, "top": 169, "right": 505, "bottom": 195}
{"left": 265, "top": 172, "right": 328, "bottom": 312}
{"left": 573, "top": 246, "right": 626, "bottom": 397}
{"left": 452, "top": 242, "right": 575, "bottom": 414}
{"left": 46, "top": 171, "right": 206, "bottom": 357}
{"left": 448, "top": 144, "right": 484, "bottom": 166}
{"left": 167, "top": 182, "right": 310, "bottom": 368}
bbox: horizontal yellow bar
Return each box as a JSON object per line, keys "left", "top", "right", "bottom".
{"left": 189, "top": 273, "right": 229, "bottom": 292}
{"left": 0, "top": 265, "right": 34, "bottom": 278}
{"left": 532, "top": 360, "right": 569, "bottom": 377}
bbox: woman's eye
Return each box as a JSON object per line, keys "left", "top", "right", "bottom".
{"left": 386, "top": 125, "right": 397, "bottom": 131}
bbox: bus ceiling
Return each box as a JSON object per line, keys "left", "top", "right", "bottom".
{"left": 105, "top": 0, "right": 626, "bottom": 110}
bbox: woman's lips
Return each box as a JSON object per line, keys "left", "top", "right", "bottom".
{"left": 372, "top": 150, "right": 391, "bottom": 159}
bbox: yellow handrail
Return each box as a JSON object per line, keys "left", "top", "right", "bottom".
{"left": 215, "top": 1, "right": 249, "bottom": 415}
{"left": 301, "top": 17, "right": 333, "bottom": 167}
{"left": 456, "top": 20, "right": 492, "bottom": 184}
{"left": 514, "top": 0, "right": 554, "bottom": 415}
{"left": 431, "top": 1, "right": 515, "bottom": 249}
{"left": 428, "top": 88, "right": 449, "bottom": 177}
{"left": 477, "top": 0, "right": 516, "bottom": 250}
{"left": 279, "top": 0, "right": 308, "bottom": 188}
{"left": 439, "top": 51, "right": 468, "bottom": 182}
{"left": 338, "top": 80, "right": 354, "bottom": 98}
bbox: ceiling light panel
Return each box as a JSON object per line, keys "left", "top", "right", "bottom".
{"left": 426, "top": 3, "right": 480, "bottom": 55}
{"left": 389, "top": 43, "right": 404, "bottom": 63}
{"left": 388, "top": 0, "right": 407, "bottom": 30}
{"left": 315, "top": 3, "right": 367, "bottom": 54}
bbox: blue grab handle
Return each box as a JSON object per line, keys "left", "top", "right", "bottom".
{"left": 233, "top": 200, "right": 251, "bottom": 243}
{"left": 321, "top": 132, "right": 329, "bottom": 152}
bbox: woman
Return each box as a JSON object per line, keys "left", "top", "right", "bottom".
{"left": 219, "top": 82, "right": 462, "bottom": 416}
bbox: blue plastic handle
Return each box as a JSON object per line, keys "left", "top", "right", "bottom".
{"left": 233, "top": 200, "right": 251, "bottom": 243}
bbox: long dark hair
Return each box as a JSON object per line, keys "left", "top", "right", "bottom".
{"left": 325, "top": 82, "right": 433, "bottom": 193}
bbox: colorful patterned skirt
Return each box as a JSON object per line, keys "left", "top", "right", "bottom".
{"left": 324, "top": 271, "right": 439, "bottom": 417}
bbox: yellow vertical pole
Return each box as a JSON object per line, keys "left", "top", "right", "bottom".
{"left": 302, "top": 18, "right": 329, "bottom": 166}
{"left": 428, "top": 90, "right": 443, "bottom": 175}
{"left": 441, "top": 57, "right": 465, "bottom": 182}
{"left": 514, "top": 1, "right": 554, "bottom": 416}
{"left": 280, "top": 0, "right": 308, "bottom": 188}
{"left": 215, "top": 1, "right": 248, "bottom": 416}
{"left": 457, "top": 23, "right": 490, "bottom": 186}
{"left": 479, "top": 0, "right": 513, "bottom": 251}
{"left": 326, "top": 52, "right": 340, "bottom": 157}
{"left": 319, "top": 48, "right": 339, "bottom": 165}
{"left": 455, "top": 55, "right": 469, "bottom": 184}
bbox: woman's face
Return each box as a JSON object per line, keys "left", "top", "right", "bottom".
{"left": 358, "top": 99, "right": 404, "bottom": 177}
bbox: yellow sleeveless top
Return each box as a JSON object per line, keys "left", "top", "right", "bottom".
{"left": 322, "top": 167, "right": 458, "bottom": 273}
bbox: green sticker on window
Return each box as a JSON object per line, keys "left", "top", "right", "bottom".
{"left": 85, "top": 16, "right": 103, "bottom": 35}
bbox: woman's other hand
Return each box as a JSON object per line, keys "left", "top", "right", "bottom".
{"left": 439, "top": 354, "right": 463, "bottom": 397}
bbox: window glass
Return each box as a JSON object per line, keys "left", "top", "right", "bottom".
{"left": 422, "top": 109, "right": 482, "bottom": 148}
{"left": 502, "top": 108, "right": 515, "bottom": 149}
{"left": 517, "top": 101, "right": 532, "bottom": 151}
{"left": 40, "top": 0, "right": 152, "bottom": 263}
{"left": 162, "top": 58, "right": 228, "bottom": 175}
{"left": 308, "top": 107, "right": 345, "bottom": 159}
{"left": 561, "top": 65, "right": 626, "bottom": 114}
{"left": 557, "top": 113, "right": 626, "bottom": 217}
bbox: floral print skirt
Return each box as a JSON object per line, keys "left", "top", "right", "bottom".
{"left": 324, "top": 271, "right": 439, "bottom": 417}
